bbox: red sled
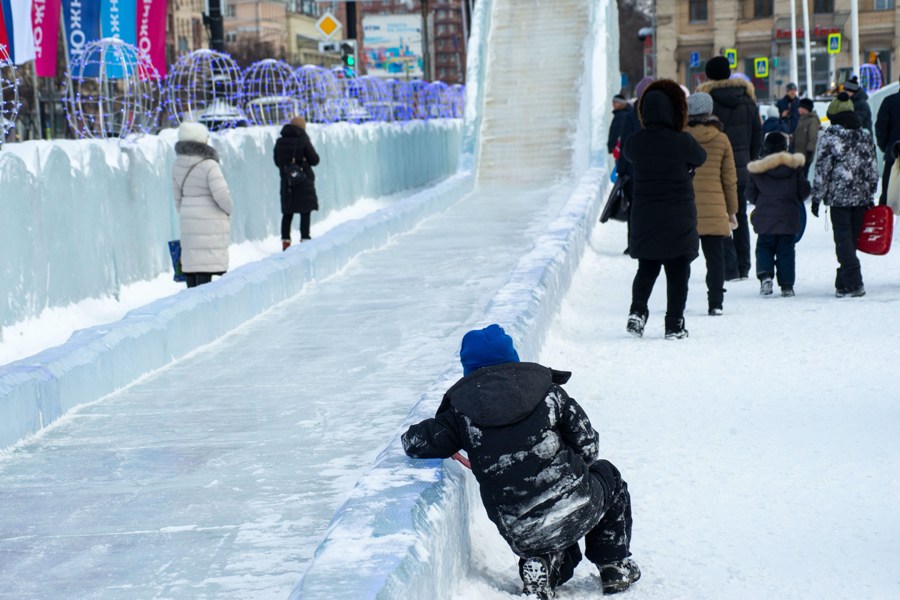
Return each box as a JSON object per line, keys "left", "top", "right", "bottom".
{"left": 857, "top": 206, "right": 894, "bottom": 256}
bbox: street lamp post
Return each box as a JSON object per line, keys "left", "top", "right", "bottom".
{"left": 421, "top": 0, "right": 432, "bottom": 81}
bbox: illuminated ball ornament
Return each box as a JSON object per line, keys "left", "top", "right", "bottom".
{"left": 386, "top": 79, "right": 413, "bottom": 122}
{"left": 859, "top": 64, "right": 884, "bottom": 93}
{"left": 450, "top": 84, "right": 466, "bottom": 118}
{"left": 1, "top": 44, "right": 20, "bottom": 142}
{"left": 409, "top": 81, "right": 428, "bottom": 120}
{"left": 242, "top": 59, "right": 299, "bottom": 126}
{"left": 166, "top": 49, "right": 245, "bottom": 131}
{"left": 63, "top": 38, "right": 162, "bottom": 139}
{"left": 294, "top": 65, "right": 341, "bottom": 124}
{"left": 425, "top": 81, "right": 453, "bottom": 119}
{"left": 353, "top": 76, "right": 391, "bottom": 122}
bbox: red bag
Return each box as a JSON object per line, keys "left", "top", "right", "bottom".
{"left": 857, "top": 205, "right": 894, "bottom": 255}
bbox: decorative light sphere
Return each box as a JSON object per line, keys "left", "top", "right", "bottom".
{"left": 425, "top": 81, "right": 453, "bottom": 119}
{"left": 167, "top": 49, "right": 245, "bottom": 131}
{"left": 387, "top": 79, "right": 413, "bottom": 122}
{"left": 353, "top": 76, "right": 391, "bottom": 122}
{"left": 1, "top": 44, "right": 20, "bottom": 142}
{"left": 63, "top": 38, "right": 162, "bottom": 140}
{"left": 294, "top": 65, "right": 341, "bottom": 124}
{"left": 409, "top": 81, "right": 428, "bottom": 120}
{"left": 450, "top": 84, "right": 466, "bottom": 118}
{"left": 243, "top": 59, "right": 299, "bottom": 126}
{"left": 859, "top": 64, "right": 884, "bottom": 93}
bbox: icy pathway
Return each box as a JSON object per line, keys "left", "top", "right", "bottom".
{"left": 0, "top": 182, "right": 572, "bottom": 599}
{"left": 456, "top": 217, "right": 900, "bottom": 599}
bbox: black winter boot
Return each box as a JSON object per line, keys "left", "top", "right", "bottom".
{"left": 665, "top": 318, "right": 688, "bottom": 340}
{"left": 598, "top": 557, "right": 641, "bottom": 594}
{"left": 626, "top": 312, "right": 648, "bottom": 338}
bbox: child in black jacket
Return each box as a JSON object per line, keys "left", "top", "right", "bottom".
{"left": 746, "top": 132, "right": 811, "bottom": 297}
{"left": 402, "top": 325, "right": 639, "bottom": 599}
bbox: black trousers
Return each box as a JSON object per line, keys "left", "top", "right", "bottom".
{"left": 880, "top": 157, "right": 893, "bottom": 206}
{"left": 724, "top": 183, "right": 751, "bottom": 278}
{"left": 830, "top": 206, "right": 867, "bottom": 291}
{"left": 281, "top": 212, "right": 311, "bottom": 240}
{"left": 630, "top": 255, "right": 692, "bottom": 329}
{"left": 184, "top": 272, "right": 223, "bottom": 288}
{"left": 518, "top": 460, "right": 633, "bottom": 589}
{"left": 700, "top": 235, "right": 726, "bottom": 309}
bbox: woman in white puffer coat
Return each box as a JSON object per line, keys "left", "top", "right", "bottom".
{"left": 172, "top": 122, "right": 233, "bottom": 288}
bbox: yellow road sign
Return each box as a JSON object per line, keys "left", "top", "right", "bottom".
{"left": 316, "top": 13, "right": 343, "bottom": 39}
{"left": 754, "top": 57, "right": 769, "bottom": 78}
{"left": 828, "top": 33, "right": 841, "bottom": 54}
{"left": 725, "top": 49, "right": 738, "bottom": 69}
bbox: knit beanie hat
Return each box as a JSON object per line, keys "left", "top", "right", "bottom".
{"left": 459, "top": 324, "right": 520, "bottom": 376}
{"left": 634, "top": 76, "right": 655, "bottom": 100}
{"left": 612, "top": 94, "right": 627, "bottom": 104}
{"left": 705, "top": 56, "right": 732, "bottom": 81}
{"left": 178, "top": 121, "right": 210, "bottom": 144}
{"left": 687, "top": 92, "right": 714, "bottom": 117}
{"left": 762, "top": 131, "right": 788, "bottom": 155}
{"left": 827, "top": 92, "right": 854, "bottom": 116}
{"left": 765, "top": 105, "right": 780, "bottom": 119}
{"left": 844, "top": 76, "right": 860, "bottom": 92}
{"left": 799, "top": 98, "right": 814, "bottom": 111}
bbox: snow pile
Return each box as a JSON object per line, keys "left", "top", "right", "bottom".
{"left": 0, "top": 172, "right": 474, "bottom": 450}
{"left": 0, "top": 120, "right": 462, "bottom": 330}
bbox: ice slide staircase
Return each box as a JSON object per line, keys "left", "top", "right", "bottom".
{"left": 0, "top": 0, "right": 618, "bottom": 598}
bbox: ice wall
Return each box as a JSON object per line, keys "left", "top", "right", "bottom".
{"left": 0, "top": 172, "right": 473, "bottom": 451}
{"left": 0, "top": 121, "right": 462, "bottom": 331}
{"left": 291, "top": 0, "right": 619, "bottom": 597}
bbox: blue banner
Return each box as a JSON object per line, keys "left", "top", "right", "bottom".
{"left": 101, "top": 0, "right": 136, "bottom": 45}
{"left": 62, "top": 0, "right": 101, "bottom": 70}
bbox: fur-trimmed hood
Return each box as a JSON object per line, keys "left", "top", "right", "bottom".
{"left": 174, "top": 140, "right": 220, "bottom": 162}
{"left": 637, "top": 79, "right": 688, "bottom": 131}
{"left": 696, "top": 78, "right": 757, "bottom": 103}
{"left": 748, "top": 152, "right": 805, "bottom": 174}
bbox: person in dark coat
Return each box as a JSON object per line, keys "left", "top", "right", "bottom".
{"left": 623, "top": 79, "right": 707, "bottom": 339}
{"left": 843, "top": 76, "right": 873, "bottom": 134}
{"left": 775, "top": 82, "right": 801, "bottom": 133}
{"left": 746, "top": 133, "right": 811, "bottom": 297}
{"left": 273, "top": 116, "right": 321, "bottom": 250}
{"left": 607, "top": 95, "right": 633, "bottom": 154}
{"left": 697, "top": 56, "right": 763, "bottom": 281}
{"left": 402, "top": 325, "right": 639, "bottom": 599}
{"left": 874, "top": 79, "right": 900, "bottom": 205}
{"left": 811, "top": 93, "right": 878, "bottom": 297}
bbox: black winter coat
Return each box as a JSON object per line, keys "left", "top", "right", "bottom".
{"left": 615, "top": 106, "right": 642, "bottom": 179}
{"left": 273, "top": 125, "right": 321, "bottom": 214}
{"left": 608, "top": 105, "right": 634, "bottom": 153}
{"left": 851, "top": 89, "right": 873, "bottom": 133}
{"left": 776, "top": 94, "right": 800, "bottom": 133}
{"left": 875, "top": 90, "right": 900, "bottom": 157}
{"left": 402, "top": 363, "right": 605, "bottom": 557}
{"left": 746, "top": 152, "right": 810, "bottom": 235}
{"left": 623, "top": 89, "right": 706, "bottom": 261}
{"left": 696, "top": 79, "right": 763, "bottom": 184}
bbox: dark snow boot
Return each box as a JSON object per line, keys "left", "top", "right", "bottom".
{"left": 781, "top": 286, "right": 795, "bottom": 297}
{"left": 664, "top": 318, "right": 688, "bottom": 340}
{"left": 520, "top": 557, "right": 554, "bottom": 599}
{"left": 598, "top": 557, "right": 641, "bottom": 595}
{"left": 626, "top": 312, "right": 647, "bottom": 338}
{"left": 759, "top": 276, "right": 773, "bottom": 296}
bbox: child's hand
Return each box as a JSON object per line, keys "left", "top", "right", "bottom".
{"left": 811, "top": 202, "right": 820, "bottom": 217}
{"left": 728, "top": 215, "right": 738, "bottom": 230}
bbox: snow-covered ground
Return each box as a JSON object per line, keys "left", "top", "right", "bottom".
{"left": 455, "top": 213, "right": 900, "bottom": 599}
{"left": 0, "top": 198, "right": 386, "bottom": 366}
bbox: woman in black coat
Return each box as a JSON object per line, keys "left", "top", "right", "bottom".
{"left": 273, "top": 116, "right": 321, "bottom": 249}
{"left": 622, "top": 79, "right": 707, "bottom": 339}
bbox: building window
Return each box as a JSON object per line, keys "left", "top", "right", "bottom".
{"left": 225, "top": 31, "right": 237, "bottom": 43}
{"left": 874, "top": 0, "right": 894, "bottom": 9}
{"left": 689, "top": 0, "right": 708, "bottom": 23}
{"left": 754, "top": 0, "right": 773, "bottom": 17}
{"left": 814, "top": 0, "right": 834, "bottom": 12}
{"left": 225, "top": 5, "right": 236, "bottom": 18}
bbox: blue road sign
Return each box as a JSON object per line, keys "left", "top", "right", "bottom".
{"left": 690, "top": 52, "right": 700, "bottom": 69}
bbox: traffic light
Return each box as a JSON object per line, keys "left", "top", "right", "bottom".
{"left": 341, "top": 43, "right": 356, "bottom": 68}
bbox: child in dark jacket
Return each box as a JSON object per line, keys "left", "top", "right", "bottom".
{"left": 746, "top": 132, "right": 811, "bottom": 296}
{"left": 402, "top": 325, "right": 639, "bottom": 599}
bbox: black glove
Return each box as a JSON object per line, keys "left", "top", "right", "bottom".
{"left": 811, "top": 202, "right": 820, "bottom": 218}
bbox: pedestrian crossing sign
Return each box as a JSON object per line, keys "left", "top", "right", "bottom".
{"left": 754, "top": 57, "right": 769, "bottom": 78}
{"left": 725, "top": 49, "right": 738, "bottom": 69}
{"left": 828, "top": 33, "right": 841, "bottom": 54}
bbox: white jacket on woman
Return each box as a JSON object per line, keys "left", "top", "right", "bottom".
{"left": 172, "top": 141, "right": 233, "bottom": 273}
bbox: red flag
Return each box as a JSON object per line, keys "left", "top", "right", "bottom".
{"left": 136, "top": 0, "right": 165, "bottom": 77}
{"left": 32, "top": 0, "right": 60, "bottom": 76}
{"left": 0, "top": 4, "right": 10, "bottom": 51}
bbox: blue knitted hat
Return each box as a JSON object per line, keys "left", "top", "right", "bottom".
{"left": 459, "top": 324, "right": 520, "bottom": 376}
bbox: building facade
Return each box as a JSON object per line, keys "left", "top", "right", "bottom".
{"left": 167, "top": 0, "right": 209, "bottom": 65}
{"left": 657, "top": 0, "right": 900, "bottom": 100}
{"left": 223, "top": 0, "right": 290, "bottom": 59}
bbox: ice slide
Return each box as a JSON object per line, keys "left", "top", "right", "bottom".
{"left": 0, "top": 1, "right": 617, "bottom": 598}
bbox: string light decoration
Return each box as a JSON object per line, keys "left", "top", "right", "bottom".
{"left": 1, "top": 44, "right": 20, "bottom": 143}
{"left": 63, "top": 38, "right": 162, "bottom": 140}
{"left": 450, "top": 84, "right": 466, "bottom": 118}
{"left": 294, "top": 65, "right": 341, "bottom": 124}
{"left": 353, "top": 76, "right": 392, "bottom": 122}
{"left": 242, "top": 59, "right": 299, "bottom": 126}
{"left": 425, "top": 81, "right": 453, "bottom": 119}
{"left": 859, "top": 64, "right": 884, "bottom": 94}
{"left": 167, "top": 49, "right": 245, "bottom": 131}
{"left": 409, "top": 81, "right": 428, "bottom": 120}
{"left": 387, "top": 79, "right": 413, "bottom": 122}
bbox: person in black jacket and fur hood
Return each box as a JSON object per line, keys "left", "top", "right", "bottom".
{"left": 402, "top": 325, "right": 639, "bottom": 599}
{"left": 273, "top": 116, "right": 321, "bottom": 250}
{"left": 697, "top": 56, "right": 763, "bottom": 281}
{"left": 623, "top": 79, "right": 707, "bottom": 339}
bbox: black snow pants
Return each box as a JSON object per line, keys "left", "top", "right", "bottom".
{"left": 517, "top": 460, "right": 633, "bottom": 589}
{"left": 629, "top": 255, "right": 692, "bottom": 330}
{"left": 829, "top": 206, "right": 867, "bottom": 292}
{"left": 724, "top": 183, "right": 751, "bottom": 279}
{"left": 282, "top": 212, "right": 311, "bottom": 241}
{"left": 700, "top": 235, "right": 726, "bottom": 310}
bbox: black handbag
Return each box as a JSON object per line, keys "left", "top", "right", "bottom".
{"left": 600, "top": 174, "right": 630, "bottom": 223}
